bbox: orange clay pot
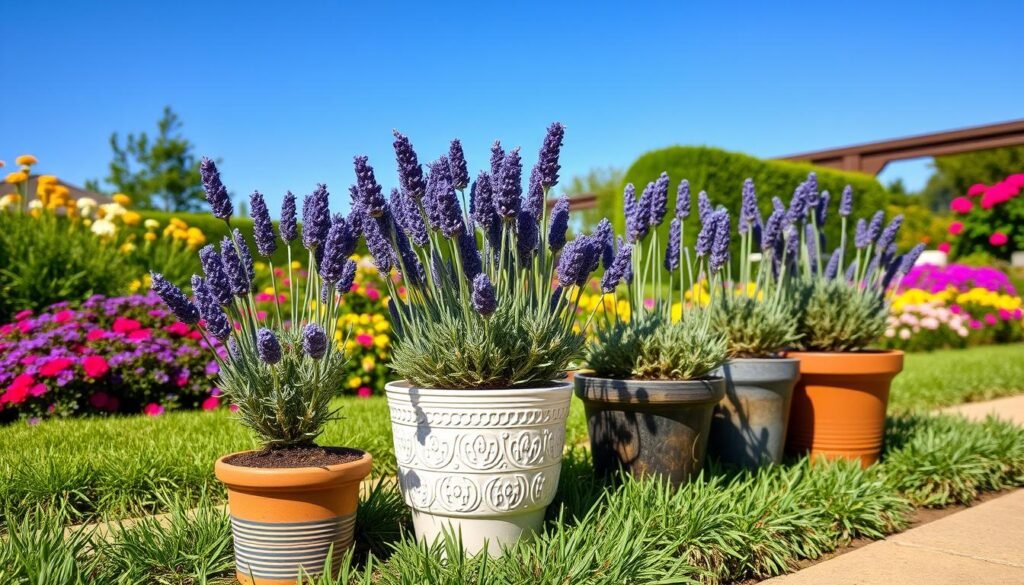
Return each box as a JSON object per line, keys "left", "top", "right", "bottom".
{"left": 214, "top": 450, "right": 372, "bottom": 585}
{"left": 785, "top": 351, "right": 903, "bottom": 468}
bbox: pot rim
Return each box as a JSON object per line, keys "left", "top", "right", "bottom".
{"left": 573, "top": 372, "right": 724, "bottom": 385}
{"left": 574, "top": 372, "right": 726, "bottom": 406}
{"left": 786, "top": 349, "right": 904, "bottom": 375}
{"left": 384, "top": 379, "right": 573, "bottom": 396}
{"left": 214, "top": 449, "right": 372, "bottom": 491}
{"left": 724, "top": 357, "right": 801, "bottom": 365}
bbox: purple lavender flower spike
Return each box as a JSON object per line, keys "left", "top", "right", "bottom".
{"left": 874, "top": 215, "right": 904, "bottom": 256}
{"left": 635, "top": 182, "right": 655, "bottom": 237}
{"left": 393, "top": 130, "right": 426, "bottom": 200}
{"left": 256, "top": 328, "right": 282, "bottom": 365}
{"left": 824, "top": 248, "right": 842, "bottom": 280}
{"left": 548, "top": 196, "right": 570, "bottom": 252}
{"left": 676, "top": 179, "right": 691, "bottom": 219}
{"left": 845, "top": 259, "right": 859, "bottom": 282}
{"left": 471, "top": 273, "right": 498, "bottom": 317}
{"left": 448, "top": 139, "right": 470, "bottom": 191}
{"left": 867, "top": 211, "right": 885, "bottom": 244}
{"left": 280, "top": 191, "right": 298, "bottom": 243}
{"left": 458, "top": 229, "right": 483, "bottom": 280}
{"left": 200, "top": 157, "right": 233, "bottom": 220}
{"left": 557, "top": 237, "right": 590, "bottom": 287}
{"left": 863, "top": 256, "right": 880, "bottom": 286}
{"left": 537, "top": 122, "right": 565, "bottom": 188}
{"left": 495, "top": 148, "right": 522, "bottom": 220}
{"left": 337, "top": 259, "right": 357, "bottom": 294}
{"left": 221, "top": 236, "right": 249, "bottom": 296}
{"left": 320, "top": 214, "right": 356, "bottom": 283}
{"left": 426, "top": 157, "right": 464, "bottom": 238}
{"left": 854, "top": 218, "right": 870, "bottom": 248}
{"left": 150, "top": 272, "right": 199, "bottom": 324}
{"left": 805, "top": 223, "right": 819, "bottom": 268}
{"left": 695, "top": 210, "right": 718, "bottom": 257}
{"left": 549, "top": 286, "right": 564, "bottom": 313}
{"left": 816, "top": 190, "right": 830, "bottom": 226}
{"left": 593, "top": 217, "right": 614, "bottom": 268}
{"left": 302, "top": 323, "right": 328, "bottom": 359}
{"left": 709, "top": 211, "right": 731, "bottom": 272}
{"left": 192, "top": 275, "right": 231, "bottom": 341}
{"left": 772, "top": 196, "right": 786, "bottom": 214}
{"left": 740, "top": 178, "right": 759, "bottom": 235}
{"left": 698, "top": 190, "right": 713, "bottom": 224}
{"left": 900, "top": 243, "right": 925, "bottom": 274}
{"left": 233, "top": 229, "right": 256, "bottom": 287}
{"left": 393, "top": 217, "right": 425, "bottom": 286}
{"left": 363, "top": 211, "right": 395, "bottom": 274}
{"left": 489, "top": 141, "right": 505, "bottom": 184}
{"left": 804, "top": 172, "right": 819, "bottom": 208}
{"left": 302, "top": 184, "right": 331, "bottom": 250}
{"left": 623, "top": 184, "right": 640, "bottom": 243}
{"left": 787, "top": 181, "right": 809, "bottom": 223}
{"left": 353, "top": 155, "right": 387, "bottom": 218}
{"left": 392, "top": 188, "right": 429, "bottom": 247}
{"left": 249, "top": 191, "right": 277, "bottom": 257}
{"left": 839, "top": 185, "right": 854, "bottom": 217}
{"left": 583, "top": 234, "right": 603, "bottom": 278}
{"left": 524, "top": 165, "right": 544, "bottom": 221}
{"left": 649, "top": 172, "right": 670, "bottom": 227}
{"left": 470, "top": 171, "right": 496, "bottom": 229}
{"left": 761, "top": 209, "right": 785, "bottom": 255}
{"left": 602, "top": 240, "right": 633, "bottom": 293}
{"left": 664, "top": 217, "right": 681, "bottom": 272}
{"left": 619, "top": 236, "right": 634, "bottom": 284}
{"left": 516, "top": 209, "right": 539, "bottom": 261}
{"left": 199, "top": 245, "right": 233, "bottom": 305}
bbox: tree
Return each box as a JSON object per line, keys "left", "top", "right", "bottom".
{"left": 86, "top": 107, "right": 206, "bottom": 211}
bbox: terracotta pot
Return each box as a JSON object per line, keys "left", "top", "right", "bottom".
{"left": 709, "top": 358, "right": 800, "bottom": 468}
{"left": 215, "top": 450, "right": 372, "bottom": 585}
{"left": 785, "top": 350, "right": 904, "bottom": 467}
{"left": 385, "top": 380, "right": 572, "bottom": 556}
{"left": 574, "top": 373, "right": 725, "bottom": 487}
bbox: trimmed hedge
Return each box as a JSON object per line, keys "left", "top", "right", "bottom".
{"left": 617, "top": 146, "right": 894, "bottom": 260}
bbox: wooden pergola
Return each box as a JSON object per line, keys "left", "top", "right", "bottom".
{"left": 777, "top": 119, "right": 1024, "bottom": 175}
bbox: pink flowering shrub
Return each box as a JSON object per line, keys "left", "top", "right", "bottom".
{"left": 944, "top": 173, "right": 1024, "bottom": 260}
{"left": 0, "top": 293, "right": 225, "bottom": 423}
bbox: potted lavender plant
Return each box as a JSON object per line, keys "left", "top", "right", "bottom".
{"left": 777, "top": 176, "right": 925, "bottom": 467}
{"left": 364, "top": 125, "right": 599, "bottom": 555}
{"left": 151, "top": 161, "right": 371, "bottom": 585}
{"left": 574, "top": 174, "right": 730, "bottom": 487}
{"left": 707, "top": 179, "right": 801, "bottom": 468}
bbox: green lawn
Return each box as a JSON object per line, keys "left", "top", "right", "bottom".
{"left": 890, "top": 344, "right": 1024, "bottom": 411}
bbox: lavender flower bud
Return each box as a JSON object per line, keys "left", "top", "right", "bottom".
{"left": 635, "top": 182, "right": 654, "bottom": 238}
{"left": 234, "top": 229, "right": 256, "bottom": 287}
{"left": 623, "top": 184, "right": 641, "bottom": 243}
{"left": 471, "top": 273, "right": 498, "bottom": 317}
{"left": 839, "top": 185, "right": 854, "bottom": 217}
{"left": 804, "top": 172, "right": 819, "bottom": 209}
{"left": 458, "top": 229, "right": 482, "bottom": 279}
{"left": 249, "top": 191, "right": 277, "bottom": 257}
{"left": 393, "top": 130, "right": 426, "bottom": 200}
{"left": 664, "top": 217, "right": 681, "bottom": 272}
{"left": 199, "top": 245, "right": 233, "bottom": 306}
{"left": 784, "top": 226, "right": 799, "bottom": 267}
{"left": 602, "top": 240, "right": 633, "bottom": 292}
{"left": 448, "top": 139, "right": 470, "bottom": 190}
{"left": 302, "top": 323, "right": 328, "bottom": 359}
{"left": 393, "top": 217, "right": 425, "bottom": 287}
{"left": 192, "top": 275, "right": 231, "bottom": 341}
{"left": 489, "top": 141, "right": 505, "bottom": 184}
{"left": 695, "top": 206, "right": 718, "bottom": 257}
{"left": 523, "top": 165, "right": 544, "bottom": 221}
{"left": 537, "top": 122, "right": 564, "bottom": 188}
{"left": 619, "top": 236, "right": 634, "bottom": 284}
{"left": 280, "top": 191, "right": 298, "bottom": 243}
{"left": 426, "top": 157, "right": 464, "bottom": 238}
{"left": 221, "top": 236, "right": 249, "bottom": 296}
{"left": 302, "top": 184, "right": 331, "bottom": 250}
{"left": 676, "top": 179, "right": 691, "bottom": 219}
{"left": 353, "top": 155, "right": 387, "bottom": 218}
{"left": 150, "top": 272, "right": 199, "bottom": 324}
{"left": 495, "top": 148, "right": 522, "bottom": 220}
{"left": 772, "top": 196, "right": 786, "bottom": 214}
{"left": 337, "top": 259, "right": 357, "bottom": 293}
{"left": 845, "top": 259, "right": 859, "bottom": 282}
{"left": 557, "top": 237, "right": 591, "bottom": 287}
{"left": 854, "top": 218, "right": 869, "bottom": 248}
{"left": 548, "top": 196, "right": 570, "bottom": 252}
{"left": 227, "top": 338, "right": 241, "bottom": 361}
{"left": 200, "top": 157, "right": 233, "bottom": 220}
{"left": 874, "top": 215, "right": 904, "bottom": 255}
{"left": 550, "top": 286, "right": 564, "bottom": 313}
{"left": 863, "top": 256, "right": 880, "bottom": 286}
{"left": 761, "top": 209, "right": 785, "bottom": 255}
{"left": 320, "top": 214, "right": 357, "bottom": 283}
{"left": 805, "top": 223, "right": 819, "bottom": 268}
{"left": 709, "top": 211, "right": 731, "bottom": 272}
{"left": 471, "top": 172, "right": 497, "bottom": 230}
{"left": 787, "top": 181, "right": 809, "bottom": 223}
{"left": 698, "top": 190, "right": 713, "bottom": 224}
{"left": 593, "top": 217, "right": 614, "bottom": 269}
{"left": 649, "top": 172, "right": 670, "bottom": 227}
{"left": 256, "top": 328, "right": 282, "bottom": 365}
{"left": 900, "top": 243, "right": 925, "bottom": 274}
{"left": 516, "top": 209, "right": 539, "bottom": 261}
{"left": 363, "top": 211, "right": 395, "bottom": 274}
{"left": 881, "top": 256, "right": 902, "bottom": 290}
{"left": 867, "top": 211, "right": 885, "bottom": 244}
{"left": 391, "top": 188, "right": 429, "bottom": 247}
{"left": 824, "top": 248, "right": 842, "bottom": 280}
{"left": 739, "top": 178, "right": 759, "bottom": 235}
{"left": 816, "top": 190, "right": 830, "bottom": 226}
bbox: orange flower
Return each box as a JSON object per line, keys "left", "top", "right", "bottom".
{"left": 4, "top": 171, "right": 28, "bottom": 184}
{"left": 15, "top": 155, "right": 38, "bottom": 166}
{"left": 36, "top": 174, "right": 58, "bottom": 185}
{"left": 112, "top": 193, "right": 131, "bottom": 206}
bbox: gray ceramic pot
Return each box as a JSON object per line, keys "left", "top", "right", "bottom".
{"left": 573, "top": 374, "right": 726, "bottom": 487}
{"left": 708, "top": 358, "right": 800, "bottom": 468}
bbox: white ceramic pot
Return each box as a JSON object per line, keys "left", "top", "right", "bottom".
{"left": 384, "top": 380, "right": 573, "bottom": 556}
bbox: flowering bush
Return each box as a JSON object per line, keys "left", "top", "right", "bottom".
{"left": 0, "top": 294, "right": 224, "bottom": 423}
{"left": 944, "top": 173, "right": 1024, "bottom": 259}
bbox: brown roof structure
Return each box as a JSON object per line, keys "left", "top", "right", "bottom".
{"left": 0, "top": 177, "right": 111, "bottom": 204}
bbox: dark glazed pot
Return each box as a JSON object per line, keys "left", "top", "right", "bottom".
{"left": 708, "top": 358, "right": 800, "bottom": 468}
{"left": 574, "top": 373, "right": 726, "bottom": 487}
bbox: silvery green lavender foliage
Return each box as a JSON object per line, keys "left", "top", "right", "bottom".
{"left": 710, "top": 178, "right": 800, "bottom": 358}
{"left": 153, "top": 163, "right": 355, "bottom": 449}
{"left": 379, "top": 123, "right": 591, "bottom": 388}
{"left": 777, "top": 174, "right": 926, "bottom": 352}
{"left": 586, "top": 172, "right": 729, "bottom": 380}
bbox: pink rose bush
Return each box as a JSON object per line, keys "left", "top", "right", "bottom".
{"left": 944, "top": 173, "right": 1024, "bottom": 259}
{"left": 0, "top": 293, "right": 225, "bottom": 422}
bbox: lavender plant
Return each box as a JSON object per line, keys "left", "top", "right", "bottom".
{"left": 585, "top": 173, "right": 729, "bottom": 380}
{"left": 368, "top": 123, "right": 597, "bottom": 388}
{"left": 774, "top": 174, "right": 926, "bottom": 352}
{"left": 710, "top": 179, "right": 800, "bottom": 358}
{"left": 151, "top": 159, "right": 356, "bottom": 448}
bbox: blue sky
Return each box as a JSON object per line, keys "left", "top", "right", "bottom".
{"left": 4, "top": 1, "right": 1023, "bottom": 215}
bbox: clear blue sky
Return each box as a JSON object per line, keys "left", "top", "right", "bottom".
{"left": 4, "top": 1, "right": 1023, "bottom": 215}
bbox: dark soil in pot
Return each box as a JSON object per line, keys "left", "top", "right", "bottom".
{"left": 223, "top": 446, "right": 364, "bottom": 468}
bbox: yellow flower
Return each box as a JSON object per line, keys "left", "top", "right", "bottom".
{"left": 362, "top": 356, "right": 376, "bottom": 371}
{"left": 169, "top": 217, "right": 188, "bottom": 229}
{"left": 374, "top": 320, "right": 390, "bottom": 333}
{"left": 122, "top": 211, "right": 142, "bottom": 226}
{"left": 36, "top": 175, "right": 58, "bottom": 185}
{"left": 144, "top": 232, "right": 158, "bottom": 242}
{"left": 112, "top": 193, "right": 131, "bottom": 206}
{"left": 144, "top": 218, "right": 160, "bottom": 230}
{"left": 291, "top": 260, "right": 302, "bottom": 269}
{"left": 119, "top": 242, "right": 136, "bottom": 254}
{"left": 347, "top": 375, "right": 363, "bottom": 389}
{"left": 4, "top": 171, "right": 28, "bottom": 184}
{"left": 373, "top": 334, "right": 389, "bottom": 349}
{"left": 15, "top": 155, "right": 38, "bottom": 166}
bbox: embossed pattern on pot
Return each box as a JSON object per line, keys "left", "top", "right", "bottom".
{"left": 231, "top": 514, "right": 354, "bottom": 582}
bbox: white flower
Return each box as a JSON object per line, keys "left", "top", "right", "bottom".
{"left": 144, "top": 218, "right": 160, "bottom": 230}
{"left": 99, "top": 202, "right": 126, "bottom": 218}
{"left": 898, "top": 328, "right": 912, "bottom": 340}
{"left": 885, "top": 329, "right": 896, "bottom": 338}
{"left": 76, "top": 197, "right": 97, "bottom": 209}
{"left": 0, "top": 194, "right": 16, "bottom": 209}
{"left": 957, "top": 328, "right": 969, "bottom": 338}
{"left": 920, "top": 317, "right": 939, "bottom": 330}
{"left": 90, "top": 218, "right": 117, "bottom": 237}
{"left": 28, "top": 200, "right": 43, "bottom": 210}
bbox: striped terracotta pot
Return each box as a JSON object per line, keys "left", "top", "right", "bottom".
{"left": 215, "top": 450, "right": 372, "bottom": 585}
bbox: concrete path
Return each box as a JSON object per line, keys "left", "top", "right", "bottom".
{"left": 941, "top": 394, "right": 1024, "bottom": 425}
{"left": 763, "top": 489, "right": 1024, "bottom": 584}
